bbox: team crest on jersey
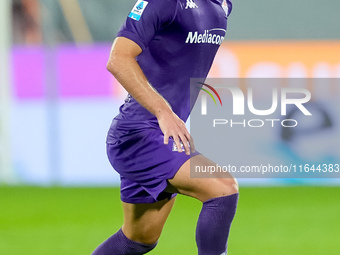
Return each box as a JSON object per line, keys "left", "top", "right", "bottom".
{"left": 172, "top": 141, "right": 185, "bottom": 152}
{"left": 128, "top": 0, "right": 149, "bottom": 21}
{"left": 185, "top": 0, "right": 198, "bottom": 9}
{"left": 222, "top": 0, "right": 229, "bottom": 16}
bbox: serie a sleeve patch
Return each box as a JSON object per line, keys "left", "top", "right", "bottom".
{"left": 128, "top": 0, "right": 149, "bottom": 21}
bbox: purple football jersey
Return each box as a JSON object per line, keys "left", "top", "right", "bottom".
{"left": 115, "top": 0, "right": 232, "bottom": 122}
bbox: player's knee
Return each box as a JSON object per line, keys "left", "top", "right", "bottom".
{"left": 215, "top": 177, "right": 239, "bottom": 198}
{"left": 228, "top": 177, "right": 239, "bottom": 194}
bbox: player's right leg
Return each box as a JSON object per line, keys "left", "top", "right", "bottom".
{"left": 167, "top": 154, "right": 239, "bottom": 202}
{"left": 166, "top": 154, "right": 239, "bottom": 255}
{"left": 92, "top": 197, "right": 175, "bottom": 255}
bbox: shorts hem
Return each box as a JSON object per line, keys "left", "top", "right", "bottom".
{"left": 121, "top": 196, "right": 162, "bottom": 204}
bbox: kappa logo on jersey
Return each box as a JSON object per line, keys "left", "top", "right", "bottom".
{"left": 185, "top": 28, "right": 226, "bottom": 45}
{"left": 128, "top": 0, "right": 149, "bottom": 21}
{"left": 222, "top": 0, "right": 229, "bottom": 16}
{"left": 185, "top": 0, "right": 198, "bottom": 9}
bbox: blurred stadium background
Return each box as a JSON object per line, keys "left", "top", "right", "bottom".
{"left": 0, "top": 0, "right": 339, "bottom": 254}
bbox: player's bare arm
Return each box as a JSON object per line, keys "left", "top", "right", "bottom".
{"left": 107, "top": 37, "right": 194, "bottom": 155}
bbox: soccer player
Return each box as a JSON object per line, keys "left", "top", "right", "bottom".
{"left": 92, "top": 0, "right": 239, "bottom": 254}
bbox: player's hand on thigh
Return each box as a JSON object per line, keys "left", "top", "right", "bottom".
{"left": 156, "top": 109, "right": 195, "bottom": 155}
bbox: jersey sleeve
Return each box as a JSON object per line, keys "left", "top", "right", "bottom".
{"left": 117, "top": 0, "right": 178, "bottom": 51}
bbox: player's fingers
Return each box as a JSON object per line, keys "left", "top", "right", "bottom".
{"left": 184, "top": 132, "right": 195, "bottom": 153}
{"left": 180, "top": 133, "right": 191, "bottom": 155}
{"left": 190, "top": 135, "right": 196, "bottom": 153}
{"left": 164, "top": 133, "right": 169, "bottom": 145}
{"left": 173, "top": 135, "right": 183, "bottom": 153}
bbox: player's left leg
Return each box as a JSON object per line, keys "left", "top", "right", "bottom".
{"left": 92, "top": 197, "right": 175, "bottom": 255}
{"left": 121, "top": 197, "right": 176, "bottom": 245}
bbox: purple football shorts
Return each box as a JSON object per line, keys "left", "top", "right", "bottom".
{"left": 106, "top": 119, "right": 200, "bottom": 204}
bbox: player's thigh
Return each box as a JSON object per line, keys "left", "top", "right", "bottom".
{"left": 167, "top": 154, "right": 239, "bottom": 202}
{"left": 122, "top": 197, "right": 176, "bottom": 244}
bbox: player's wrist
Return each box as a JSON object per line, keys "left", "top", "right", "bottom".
{"left": 154, "top": 106, "right": 173, "bottom": 120}
{"left": 152, "top": 97, "right": 173, "bottom": 119}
